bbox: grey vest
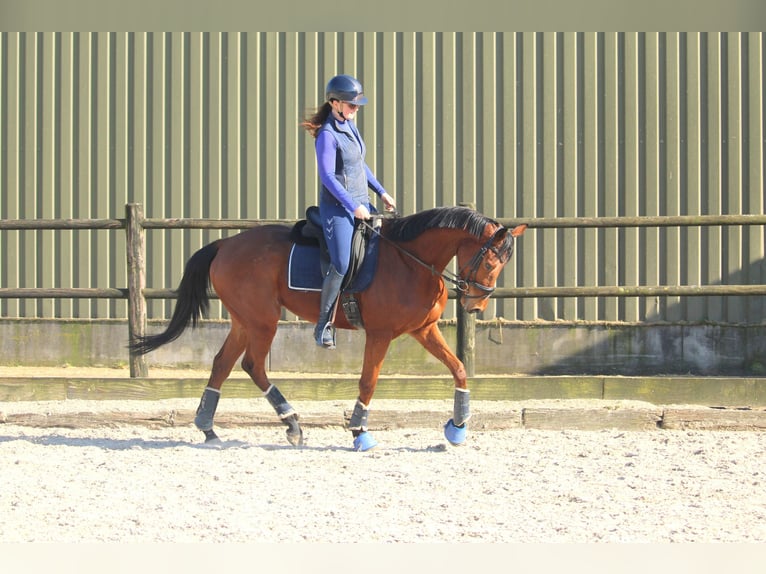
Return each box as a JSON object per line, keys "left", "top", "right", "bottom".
{"left": 319, "top": 117, "right": 368, "bottom": 205}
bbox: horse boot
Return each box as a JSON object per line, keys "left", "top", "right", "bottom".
{"left": 314, "top": 264, "right": 345, "bottom": 349}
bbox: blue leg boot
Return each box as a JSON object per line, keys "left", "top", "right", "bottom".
{"left": 349, "top": 399, "right": 378, "bottom": 451}
{"left": 264, "top": 384, "right": 304, "bottom": 446}
{"left": 444, "top": 388, "right": 470, "bottom": 446}
{"left": 353, "top": 431, "right": 379, "bottom": 452}
{"left": 195, "top": 386, "right": 222, "bottom": 444}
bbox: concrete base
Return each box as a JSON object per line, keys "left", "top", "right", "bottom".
{"left": 1, "top": 318, "right": 765, "bottom": 377}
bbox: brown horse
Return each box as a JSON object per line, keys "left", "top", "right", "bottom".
{"left": 130, "top": 206, "right": 525, "bottom": 450}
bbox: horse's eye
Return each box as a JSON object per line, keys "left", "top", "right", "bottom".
{"left": 484, "top": 261, "right": 493, "bottom": 271}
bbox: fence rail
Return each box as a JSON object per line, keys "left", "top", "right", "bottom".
{"left": 2, "top": 204, "right": 766, "bottom": 377}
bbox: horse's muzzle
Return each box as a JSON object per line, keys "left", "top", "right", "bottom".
{"left": 460, "top": 289, "right": 493, "bottom": 313}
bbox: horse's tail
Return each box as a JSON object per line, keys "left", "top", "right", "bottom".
{"left": 129, "top": 241, "right": 220, "bottom": 356}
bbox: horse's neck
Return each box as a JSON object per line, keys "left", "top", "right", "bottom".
{"left": 407, "top": 228, "right": 469, "bottom": 271}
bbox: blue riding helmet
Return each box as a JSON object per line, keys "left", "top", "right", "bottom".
{"left": 325, "top": 74, "right": 368, "bottom": 105}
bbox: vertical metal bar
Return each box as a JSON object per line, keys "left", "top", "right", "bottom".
{"left": 562, "top": 32, "right": 579, "bottom": 320}
{"left": 283, "top": 32, "right": 300, "bottom": 222}
{"left": 726, "top": 33, "right": 744, "bottom": 323}
{"left": 643, "top": 32, "right": 662, "bottom": 321}
{"left": 706, "top": 32, "right": 724, "bottom": 321}
{"left": 603, "top": 32, "right": 620, "bottom": 321}
{"left": 58, "top": 32, "right": 74, "bottom": 319}
{"left": 459, "top": 32, "right": 476, "bottom": 208}
{"left": 379, "top": 32, "right": 399, "bottom": 208}
{"left": 113, "top": 32, "right": 129, "bottom": 320}
{"left": 520, "top": 32, "right": 538, "bottom": 320}
{"left": 540, "top": 32, "right": 558, "bottom": 321}
{"left": 167, "top": 33, "right": 185, "bottom": 318}
{"left": 685, "top": 33, "right": 705, "bottom": 321}
{"left": 2, "top": 33, "right": 21, "bottom": 318}
{"left": 746, "top": 33, "right": 764, "bottom": 321}
{"left": 22, "top": 32, "right": 37, "bottom": 317}
{"left": 480, "top": 32, "right": 499, "bottom": 318}
{"left": 188, "top": 32, "right": 204, "bottom": 257}
{"left": 582, "top": 32, "right": 599, "bottom": 320}
{"left": 41, "top": 32, "right": 55, "bottom": 318}
{"left": 400, "top": 33, "right": 418, "bottom": 216}
{"left": 665, "top": 32, "right": 682, "bottom": 321}
{"left": 94, "top": 32, "right": 111, "bottom": 318}
{"left": 441, "top": 32, "right": 457, "bottom": 209}
{"left": 499, "top": 32, "right": 520, "bottom": 320}
{"left": 623, "top": 33, "right": 641, "bottom": 322}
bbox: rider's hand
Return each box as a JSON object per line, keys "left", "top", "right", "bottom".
{"left": 353, "top": 204, "right": 372, "bottom": 220}
{"left": 381, "top": 192, "right": 397, "bottom": 212}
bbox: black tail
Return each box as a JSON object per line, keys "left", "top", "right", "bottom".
{"left": 129, "top": 241, "right": 220, "bottom": 356}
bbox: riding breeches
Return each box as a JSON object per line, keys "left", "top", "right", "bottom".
{"left": 319, "top": 199, "right": 366, "bottom": 276}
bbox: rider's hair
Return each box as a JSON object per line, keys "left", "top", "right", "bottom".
{"left": 300, "top": 102, "right": 333, "bottom": 139}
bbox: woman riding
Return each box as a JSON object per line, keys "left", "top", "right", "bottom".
{"left": 301, "top": 74, "right": 396, "bottom": 349}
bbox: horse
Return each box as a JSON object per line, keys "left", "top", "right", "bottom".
{"left": 130, "top": 206, "right": 526, "bottom": 451}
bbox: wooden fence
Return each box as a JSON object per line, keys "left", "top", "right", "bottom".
{"left": 2, "top": 203, "right": 766, "bottom": 378}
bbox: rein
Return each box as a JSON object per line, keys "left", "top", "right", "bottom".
{"left": 362, "top": 215, "right": 512, "bottom": 299}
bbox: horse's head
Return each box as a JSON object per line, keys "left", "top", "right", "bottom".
{"left": 455, "top": 223, "right": 526, "bottom": 313}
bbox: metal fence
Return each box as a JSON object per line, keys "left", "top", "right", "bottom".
{"left": 1, "top": 32, "right": 764, "bottom": 323}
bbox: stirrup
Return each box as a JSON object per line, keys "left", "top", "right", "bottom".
{"left": 315, "top": 322, "right": 336, "bottom": 349}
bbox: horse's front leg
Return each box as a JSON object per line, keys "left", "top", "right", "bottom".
{"left": 410, "top": 322, "right": 470, "bottom": 445}
{"left": 349, "top": 332, "right": 392, "bottom": 451}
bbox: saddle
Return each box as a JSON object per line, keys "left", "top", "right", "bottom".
{"left": 289, "top": 206, "right": 380, "bottom": 329}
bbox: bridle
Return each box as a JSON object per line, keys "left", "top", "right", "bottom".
{"left": 363, "top": 216, "right": 514, "bottom": 301}
{"left": 454, "top": 226, "right": 514, "bottom": 300}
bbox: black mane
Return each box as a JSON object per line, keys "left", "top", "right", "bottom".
{"left": 383, "top": 206, "right": 499, "bottom": 243}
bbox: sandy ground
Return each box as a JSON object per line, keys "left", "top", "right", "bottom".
{"left": 1, "top": 393, "right": 765, "bottom": 543}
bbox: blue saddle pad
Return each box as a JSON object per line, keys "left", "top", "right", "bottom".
{"left": 287, "top": 232, "right": 380, "bottom": 293}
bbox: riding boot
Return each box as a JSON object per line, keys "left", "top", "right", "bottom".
{"left": 314, "top": 265, "right": 345, "bottom": 349}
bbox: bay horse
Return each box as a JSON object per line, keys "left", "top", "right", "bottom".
{"left": 130, "top": 206, "right": 526, "bottom": 451}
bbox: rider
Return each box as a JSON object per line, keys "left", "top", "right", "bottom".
{"left": 301, "top": 74, "right": 396, "bottom": 349}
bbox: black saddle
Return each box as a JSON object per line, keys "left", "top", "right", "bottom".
{"left": 289, "top": 206, "right": 379, "bottom": 328}
{"left": 290, "top": 206, "right": 325, "bottom": 246}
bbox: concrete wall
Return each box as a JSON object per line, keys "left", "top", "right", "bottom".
{"left": 1, "top": 319, "right": 764, "bottom": 377}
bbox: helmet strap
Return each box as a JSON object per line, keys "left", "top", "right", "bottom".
{"left": 331, "top": 100, "right": 346, "bottom": 121}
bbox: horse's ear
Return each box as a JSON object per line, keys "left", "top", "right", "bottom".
{"left": 510, "top": 224, "right": 527, "bottom": 237}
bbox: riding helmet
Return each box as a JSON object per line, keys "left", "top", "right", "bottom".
{"left": 325, "top": 74, "right": 368, "bottom": 105}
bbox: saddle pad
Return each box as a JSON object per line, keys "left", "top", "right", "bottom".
{"left": 287, "top": 233, "right": 380, "bottom": 293}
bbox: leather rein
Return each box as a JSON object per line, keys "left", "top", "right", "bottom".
{"left": 362, "top": 215, "right": 514, "bottom": 301}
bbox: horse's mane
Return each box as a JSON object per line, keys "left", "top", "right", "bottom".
{"left": 383, "top": 206, "right": 498, "bottom": 243}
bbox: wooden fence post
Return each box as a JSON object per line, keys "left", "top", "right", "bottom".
{"left": 457, "top": 202, "right": 476, "bottom": 377}
{"left": 126, "top": 203, "right": 148, "bottom": 378}
{"left": 456, "top": 302, "right": 476, "bottom": 378}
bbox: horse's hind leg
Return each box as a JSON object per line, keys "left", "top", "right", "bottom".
{"left": 195, "top": 323, "right": 247, "bottom": 443}
{"left": 240, "top": 323, "right": 304, "bottom": 447}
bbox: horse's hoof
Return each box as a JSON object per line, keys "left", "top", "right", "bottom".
{"left": 444, "top": 419, "right": 467, "bottom": 446}
{"left": 284, "top": 414, "right": 304, "bottom": 446}
{"left": 353, "top": 431, "right": 378, "bottom": 452}
{"left": 286, "top": 428, "right": 304, "bottom": 447}
{"left": 201, "top": 429, "right": 222, "bottom": 447}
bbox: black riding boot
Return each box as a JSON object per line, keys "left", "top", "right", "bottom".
{"left": 314, "top": 265, "right": 345, "bottom": 349}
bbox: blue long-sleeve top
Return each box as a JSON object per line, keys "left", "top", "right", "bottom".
{"left": 316, "top": 121, "right": 386, "bottom": 214}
